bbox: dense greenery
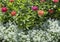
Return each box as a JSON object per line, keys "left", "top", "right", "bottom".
{"left": 0, "top": 0, "right": 60, "bottom": 29}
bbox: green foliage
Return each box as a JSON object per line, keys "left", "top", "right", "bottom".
{"left": 0, "top": 0, "right": 60, "bottom": 29}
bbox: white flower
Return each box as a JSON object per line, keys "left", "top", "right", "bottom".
{"left": 0, "top": 18, "right": 60, "bottom": 42}
{"left": 0, "top": 21, "right": 18, "bottom": 42}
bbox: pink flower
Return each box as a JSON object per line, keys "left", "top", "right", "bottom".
{"left": 1, "top": 7, "right": 8, "bottom": 12}
{"left": 11, "top": 11, "right": 16, "bottom": 16}
{"left": 32, "top": 6, "right": 38, "bottom": 11}
{"left": 38, "top": 10, "right": 44, "bottom": 16}
{"left": 53, "top": 0, "right": 59, "bottom": 3}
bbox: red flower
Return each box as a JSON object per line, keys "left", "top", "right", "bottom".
{"left": 32, "top": 6, "right": 38, "bottom": 11}
{"left": 9, "top": 0, "right": 14, "bottom": 2}
{"left": 11, "top": 11, "right": 16, "bottom": 16}
{"left": 38, "top": 10, "right": 44, "bottom": 16}
{"left": 53, "top": 0, "right": 59, "bottom": 3}
{"left": 48, "top": 9, "right": 54, "bottom": 14}
{"left": 1, "top": 7, "right": 8, "bottom": 12}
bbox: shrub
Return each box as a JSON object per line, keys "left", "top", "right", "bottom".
{"left": 0, "top": 0, "right": 60, "bottom": 29}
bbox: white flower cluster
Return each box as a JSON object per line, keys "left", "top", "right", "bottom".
{"left": 0, "top": 21, "right": 18, "bottom": 42}
{"left": 47, "top": 18, "right": 60, "bottom": 32}
{"left": 28, "top": 29, "right": 57, "bottom": 42}
{"left": 18, "top": 18, "right": 60, "bottom": 42}
{"left": 0, "top": 18, "right": 60, "bottom": 42}
{"left": 18, "top": 31, "right": 30, "bottom": 42}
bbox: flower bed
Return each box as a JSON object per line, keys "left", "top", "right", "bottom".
{"left": 0, "top": 0, "right": 60, "bottom": 42}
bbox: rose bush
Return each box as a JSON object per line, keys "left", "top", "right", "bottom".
{"left": 0, "top": 0, "right": 60, "bottom": 29}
